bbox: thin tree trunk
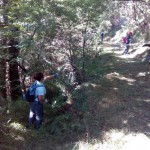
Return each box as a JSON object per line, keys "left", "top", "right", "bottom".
{"left": 0, "top": 0, "right": 9, "bottom": 99}
{"left": 82, "top": 16, "right": 89, "bottom": 81}
{"left": 8, "top": 38, "right": 21, "bottom": 100}
{"left": 0, "top": 58, "right": 6, "bottom": 99}
{"left": 132, "top": 2, "right": 137, "bottom": 21}
{"left": 1, "top": 0, "right": 21, "bottom": 101}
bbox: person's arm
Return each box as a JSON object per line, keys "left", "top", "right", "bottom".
{"left": 44, "top": 73, "right": 59, "bottom": 81}
{"left": 44, "top": 75, "right": 55, "bottom": 81}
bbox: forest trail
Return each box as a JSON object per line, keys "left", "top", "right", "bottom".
{"left": 0, "top": 42, "right": 150, "bottom": 150}
{"left": 99, "top": 41, "right": 150, "bottom": 135}
{"left": 85, "top": 41, "right": 150, "bottom": 148}
{"left": 27, "top": 42, "right": 150, "bottom": 150}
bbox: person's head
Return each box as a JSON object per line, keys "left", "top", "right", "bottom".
{"left": 129, "top": 31, "right": 132, "bottom": 36}
{"left": 33, "top": 72, "right": 44, "bottom": 82}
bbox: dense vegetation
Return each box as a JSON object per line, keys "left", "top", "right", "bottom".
{"left": 0, "top": 0, "right": 150, "bottom": 150}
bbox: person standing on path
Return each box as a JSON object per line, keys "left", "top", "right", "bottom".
{"left": 123, "top": 32, "right": 132, "bottom": 54}
{"left": 28, "top": 72, "right": 59, "bottom": 130}
{"left": 100, "top": 30, "right": 104, "bottom": 43}
{"left": 28, "top": 72, "right": 46, "bottom": 130}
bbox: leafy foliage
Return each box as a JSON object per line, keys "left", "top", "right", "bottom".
{"left": 1, "top": 0, "right": 150, "bottom": 149}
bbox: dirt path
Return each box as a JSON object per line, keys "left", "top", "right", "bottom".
{"left": 0, "top": 42, "right": 149, "bottom": 150}
{"left": 87, "top": 42, "right": 150, "bottom": 137}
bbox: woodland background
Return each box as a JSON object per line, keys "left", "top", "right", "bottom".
{"left": 0, "top": 0, "right": 150, "bottom": 150}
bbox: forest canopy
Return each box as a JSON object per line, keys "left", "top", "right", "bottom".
{"left": 0, "top": 0, "right": 150, "bottom": 149}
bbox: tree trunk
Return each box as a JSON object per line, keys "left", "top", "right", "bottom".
{"left": 1, "top": 0, "right": 21, "bottom": 101}
{"left": 0, "top": 0, "right": 9, "bottom": 99}
{"left": 0, "top": 57, "right": 6, "bottom": 99}
{"left": 8, "top": 38, "right": 21, "bottom": 101}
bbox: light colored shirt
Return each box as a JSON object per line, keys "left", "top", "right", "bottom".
{"left": 35, "top": 81, "right": 46, "bottom": 102}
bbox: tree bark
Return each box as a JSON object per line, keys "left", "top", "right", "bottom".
{"left": 0, "top": 0, "right": 9, "bottom": 99}
{"left": 0, "top": 56, "right": 6, "bottom": 99}
{"left": 8, "top": 38, "right": 21, "bottom": 100}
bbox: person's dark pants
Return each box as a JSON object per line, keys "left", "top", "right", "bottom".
{"left": 101, "top": 35, "right": 104, "bottom": 42}
{"left": 29, "top": 101, "right": 44, "bottom": 130}
{"left": 124, "top": 44, "right": 130, "bottom": 54}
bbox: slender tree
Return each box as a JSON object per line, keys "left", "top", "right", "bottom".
{"left": 0, "top": 0, "right": 21, "bottom": 100}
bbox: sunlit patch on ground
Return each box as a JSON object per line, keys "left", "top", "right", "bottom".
{"left": 137, "top": 72, "right": 147, "bottom": 77}
{"left": 106, "top": 72, "right": 136, "bottom": 83}
{"left": 143, "top": 99, "right": 150, "bottom": 102}
{"left": 7, "top": 122, "right": 26, "bottom": 141}
{"left": 73, "top": 130, "right": 150, "bottom": 150}
{"left": 9, "top": 122, "right": 24, "bottom": 130}
{"left": 113, "top": 44, "right": 149, "bottom": 60}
